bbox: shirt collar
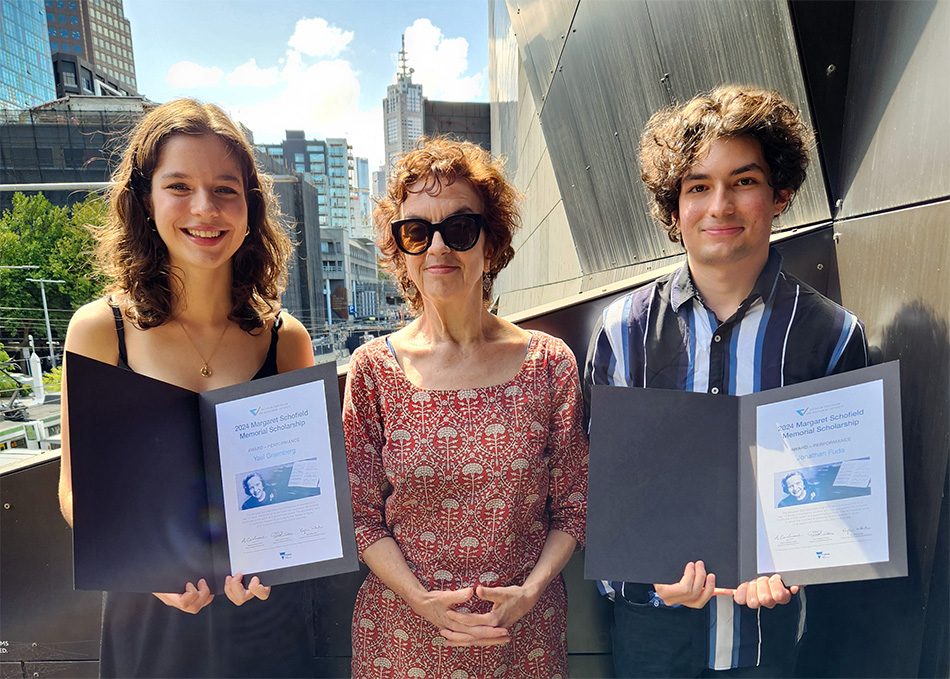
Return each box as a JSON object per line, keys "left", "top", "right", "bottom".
{"left": 670, "top": 246, "right": 784, "bottom": 313}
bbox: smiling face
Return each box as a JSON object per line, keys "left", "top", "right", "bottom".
{"left": 399, "top": 178, "right": 489, "bottom": 312}
{"left": 785, "top": 473, "right": 806, "bottom": 500}
{"left": 148, "top": 134, "right": 248, "bottom": 273}
{"left": 676, "top": 136, "right": 790, "bottom": 275}
{"left": 246, "top": 474, "right": 265, "bottom": 501}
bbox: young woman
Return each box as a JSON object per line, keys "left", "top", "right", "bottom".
{"left": 58, "top": 99, "right": 315, "bottom": 678}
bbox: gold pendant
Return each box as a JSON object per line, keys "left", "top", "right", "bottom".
{"left": 200, "top": 364, "right": 212, "bottom": 378}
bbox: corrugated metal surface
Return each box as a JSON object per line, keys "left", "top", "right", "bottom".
{"left": 838, "top": 0, "right": 950, "bottom": 217}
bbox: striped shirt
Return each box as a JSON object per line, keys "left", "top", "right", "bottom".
{"left": 584, "top": 247, "right": 868, "bottom": 670}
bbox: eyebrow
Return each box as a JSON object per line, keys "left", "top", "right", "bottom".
{"left": 401, "top": 206, "right": 478, "bottom": 221}
{"left": 683, "top": 162, "right": 767, "bottom": 182}
{"left": 158, "top": 171, "right": 242, "bottom": 183}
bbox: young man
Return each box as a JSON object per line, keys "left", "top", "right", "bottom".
{"left": 585, "top": 86, "right": 868, "bottom": 677}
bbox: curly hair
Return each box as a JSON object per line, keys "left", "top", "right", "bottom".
{"left": 97, "top": 98, "right": 293, "bottom": 332}
{"left": 639, "top": 85, "right": 814, "bottom": 243}
{"left": 375, "top": 137, "right": 520, "bottom": 314}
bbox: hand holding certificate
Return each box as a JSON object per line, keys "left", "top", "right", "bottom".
{"left": 67, "top": 353, "right": 358, "bottom": 593}
{"left": 586, "top": 362, "right": 907, "bottom": 588}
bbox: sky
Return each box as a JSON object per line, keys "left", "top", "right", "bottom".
{"left": 122, "top": 0, "right": 490, "bottom": 170}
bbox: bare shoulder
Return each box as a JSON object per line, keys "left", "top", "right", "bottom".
{"left": 64, "top": 298, "right": 120, "bottom": 364}
{"left": 276, "top": 312, "right": 315, "bottom": 372}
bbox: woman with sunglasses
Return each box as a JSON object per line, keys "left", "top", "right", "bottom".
{"left": 343, "top": 138, "right": 588, "bottom": 677}
{"left": 57, "top": 99, "right": 316, "bottom": 677}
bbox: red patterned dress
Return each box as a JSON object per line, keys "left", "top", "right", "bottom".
{"left": 343, "top": 331, "right": 589, "bottom": 679}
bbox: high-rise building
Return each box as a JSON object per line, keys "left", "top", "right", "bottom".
{"left": 0, "top": 0, "right": 57, "bottom": 108}
{"left": 423, "top": 100, "right": 491, "bottom": 151}
{"left": 382, "top": 35, "right": 424, "bottom": 175}
{"left": 44, "top": 0, "right": 137, "bottom": 97}
{"left": 258, "top": 132, "right": 384, "bottom": 321}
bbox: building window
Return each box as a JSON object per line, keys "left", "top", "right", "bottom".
{"left": 72, "top": 30, "right": 80, "bottom": 39}
{"left": 60, "top": 28, "right": 68, "bottom": 36}
{"left": 62, "top": 44, "right": 71, "bottom": 52}
{"left": 74, "top": 44, "right": 82, "bottom": 54}
{"left": 50, "top": 41, "right": 59, "bottom": 50}
{"left": 46, "top": 0, "right": 53, "bottom": 6}
{"left": 49, "top": 27, "right": 56, "bottom": 36}
{"left": 57, "top": 0, "right": 64, "bottom": 7}
{"left": 58, "top": 14, "right": 66, "bottom": 22}
{"left": 68, "top": 0, "right": 77, "bottom": 7}
{"left": 294, "top": 153, "right": 304, "bottom": 163}
{"left": 63, "top": 70, "right": 76, "bottom": 86}
{"left": 70, "top": 16, "right": 79, "bottom": 24}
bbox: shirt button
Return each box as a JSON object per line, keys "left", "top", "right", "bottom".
{"left": 711, "top": 387, "right": 720, "bottom": 394}
{"left": 714, "top": 334, "right": 722, "bottom": 342}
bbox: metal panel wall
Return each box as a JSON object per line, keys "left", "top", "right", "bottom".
{"left": 838, "top": 0, "right": 950, "bottom": 217}
{"left": 539, "top": 0, "right": 676, "bottom": 273}
{"left": 645, "top": 0, "right": 831, "bottom": 229}
{"left": 800, "top": 202, "right": 950, "bottom": 678}
{"left": 506, "top": 0, "right": 833, "bottom": 297}
{"left": 489, "top": 0, "right": 520, "bottom": 173}
{"left": 505, "top": 0, "right": 578, "bottom": 112}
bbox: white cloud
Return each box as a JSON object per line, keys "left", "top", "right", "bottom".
{"left": 404, "top": 19, "right": 485, "bottom": 101}
{"left": 229, "top": 59, "right": 385, "bottom": 169}
{"left": 165, "top": 61, "right": 223, "bottom": 88}
{"left": 288, "top": 17, "right": 354, "bottom": 58}
{"left": 225, "top": 59, "right": 279, "bottom": 87}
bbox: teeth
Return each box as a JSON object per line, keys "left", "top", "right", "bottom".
{"left": 186, "top": 228, "right": 223, "bottom": 238}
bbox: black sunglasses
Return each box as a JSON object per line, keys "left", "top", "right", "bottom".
{"left": 390, "top": 214, "right": 483, "bottom": 255}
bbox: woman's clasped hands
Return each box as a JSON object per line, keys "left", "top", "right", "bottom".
{"left": 418, "top": 583, "right": 542, "bottom": 647}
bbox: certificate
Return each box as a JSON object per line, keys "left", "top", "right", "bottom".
{"left": 585, "top": 362, "right": 906, "bottom": 588}
{"left": 67, "top": 352, "right": 358, "bottom": 593}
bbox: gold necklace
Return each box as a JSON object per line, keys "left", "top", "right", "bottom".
{"left": 177, "top": 319, "right": 229, "bottom": 378}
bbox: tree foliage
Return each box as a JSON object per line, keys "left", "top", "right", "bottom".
{"left": 0, "top": 192, "right": 108, "bottom": 341}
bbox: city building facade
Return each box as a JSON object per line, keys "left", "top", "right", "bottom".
{"left": 382, "top": 34, "right": 423, "bottom": 175}
{"left": 0, "top": 0, "right": 57, "bottom": 108}
{"left": 258, "top": 132, "right": 385, "bottom": 322}
{"left": 422, "top": 100, "right": 490, "bottom": 151}
{"left": 44, "top": 0, "right": 137, "bottom": 98}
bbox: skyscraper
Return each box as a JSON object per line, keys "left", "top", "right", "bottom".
{"left": 44, "top": 0, "right": 137, "bottom": 97}
{"left": 382, "top": 35, "right": 423, "bottom": 175}
{"left": 0, "top": 0, "right": 56, "bottom": 108}
{"left": 258, "top": 132, "right": 382, "bottom": 321}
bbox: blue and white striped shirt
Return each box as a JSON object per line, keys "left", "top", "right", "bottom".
{"left": 584, "top": 248, "right": 868, "bottom": 670}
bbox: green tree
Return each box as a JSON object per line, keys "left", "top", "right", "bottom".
{"left": 0, "top": 192, "right": 107, "bottom": 344}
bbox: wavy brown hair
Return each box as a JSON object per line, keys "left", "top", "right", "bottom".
{"left": 640, "top": 85, "right": 814, "bottom": 243}
{"left": 375, "top": 137, "right": 520, "bottom": 313}
{"left": 97, "top": 98, "right": 292, "bottom": 332}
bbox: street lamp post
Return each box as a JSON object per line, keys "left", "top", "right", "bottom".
{"left": 25, "top": 278, "right": 65, "bottom": 369}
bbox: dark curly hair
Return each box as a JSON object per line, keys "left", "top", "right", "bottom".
{"left": 97, "top": 98, "right": 293, "bottom": 332}
{"left": 375, "top": 137, "right": 520, "bottom": 314}
{"left": 639, "top": 85, "right": 814, "bottom": 243}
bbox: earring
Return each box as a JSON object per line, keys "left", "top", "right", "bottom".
{"left": 482, "top": 272, "right": 492, "bottom": 293}
{"left": 146, "top": 216, "right": 157, "bottom": 232}
{"left": 406, "top": 280, "right": 417, "bottom": 297}
{"left": 245, "top": 226, "right": 250, "bottom": 236}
